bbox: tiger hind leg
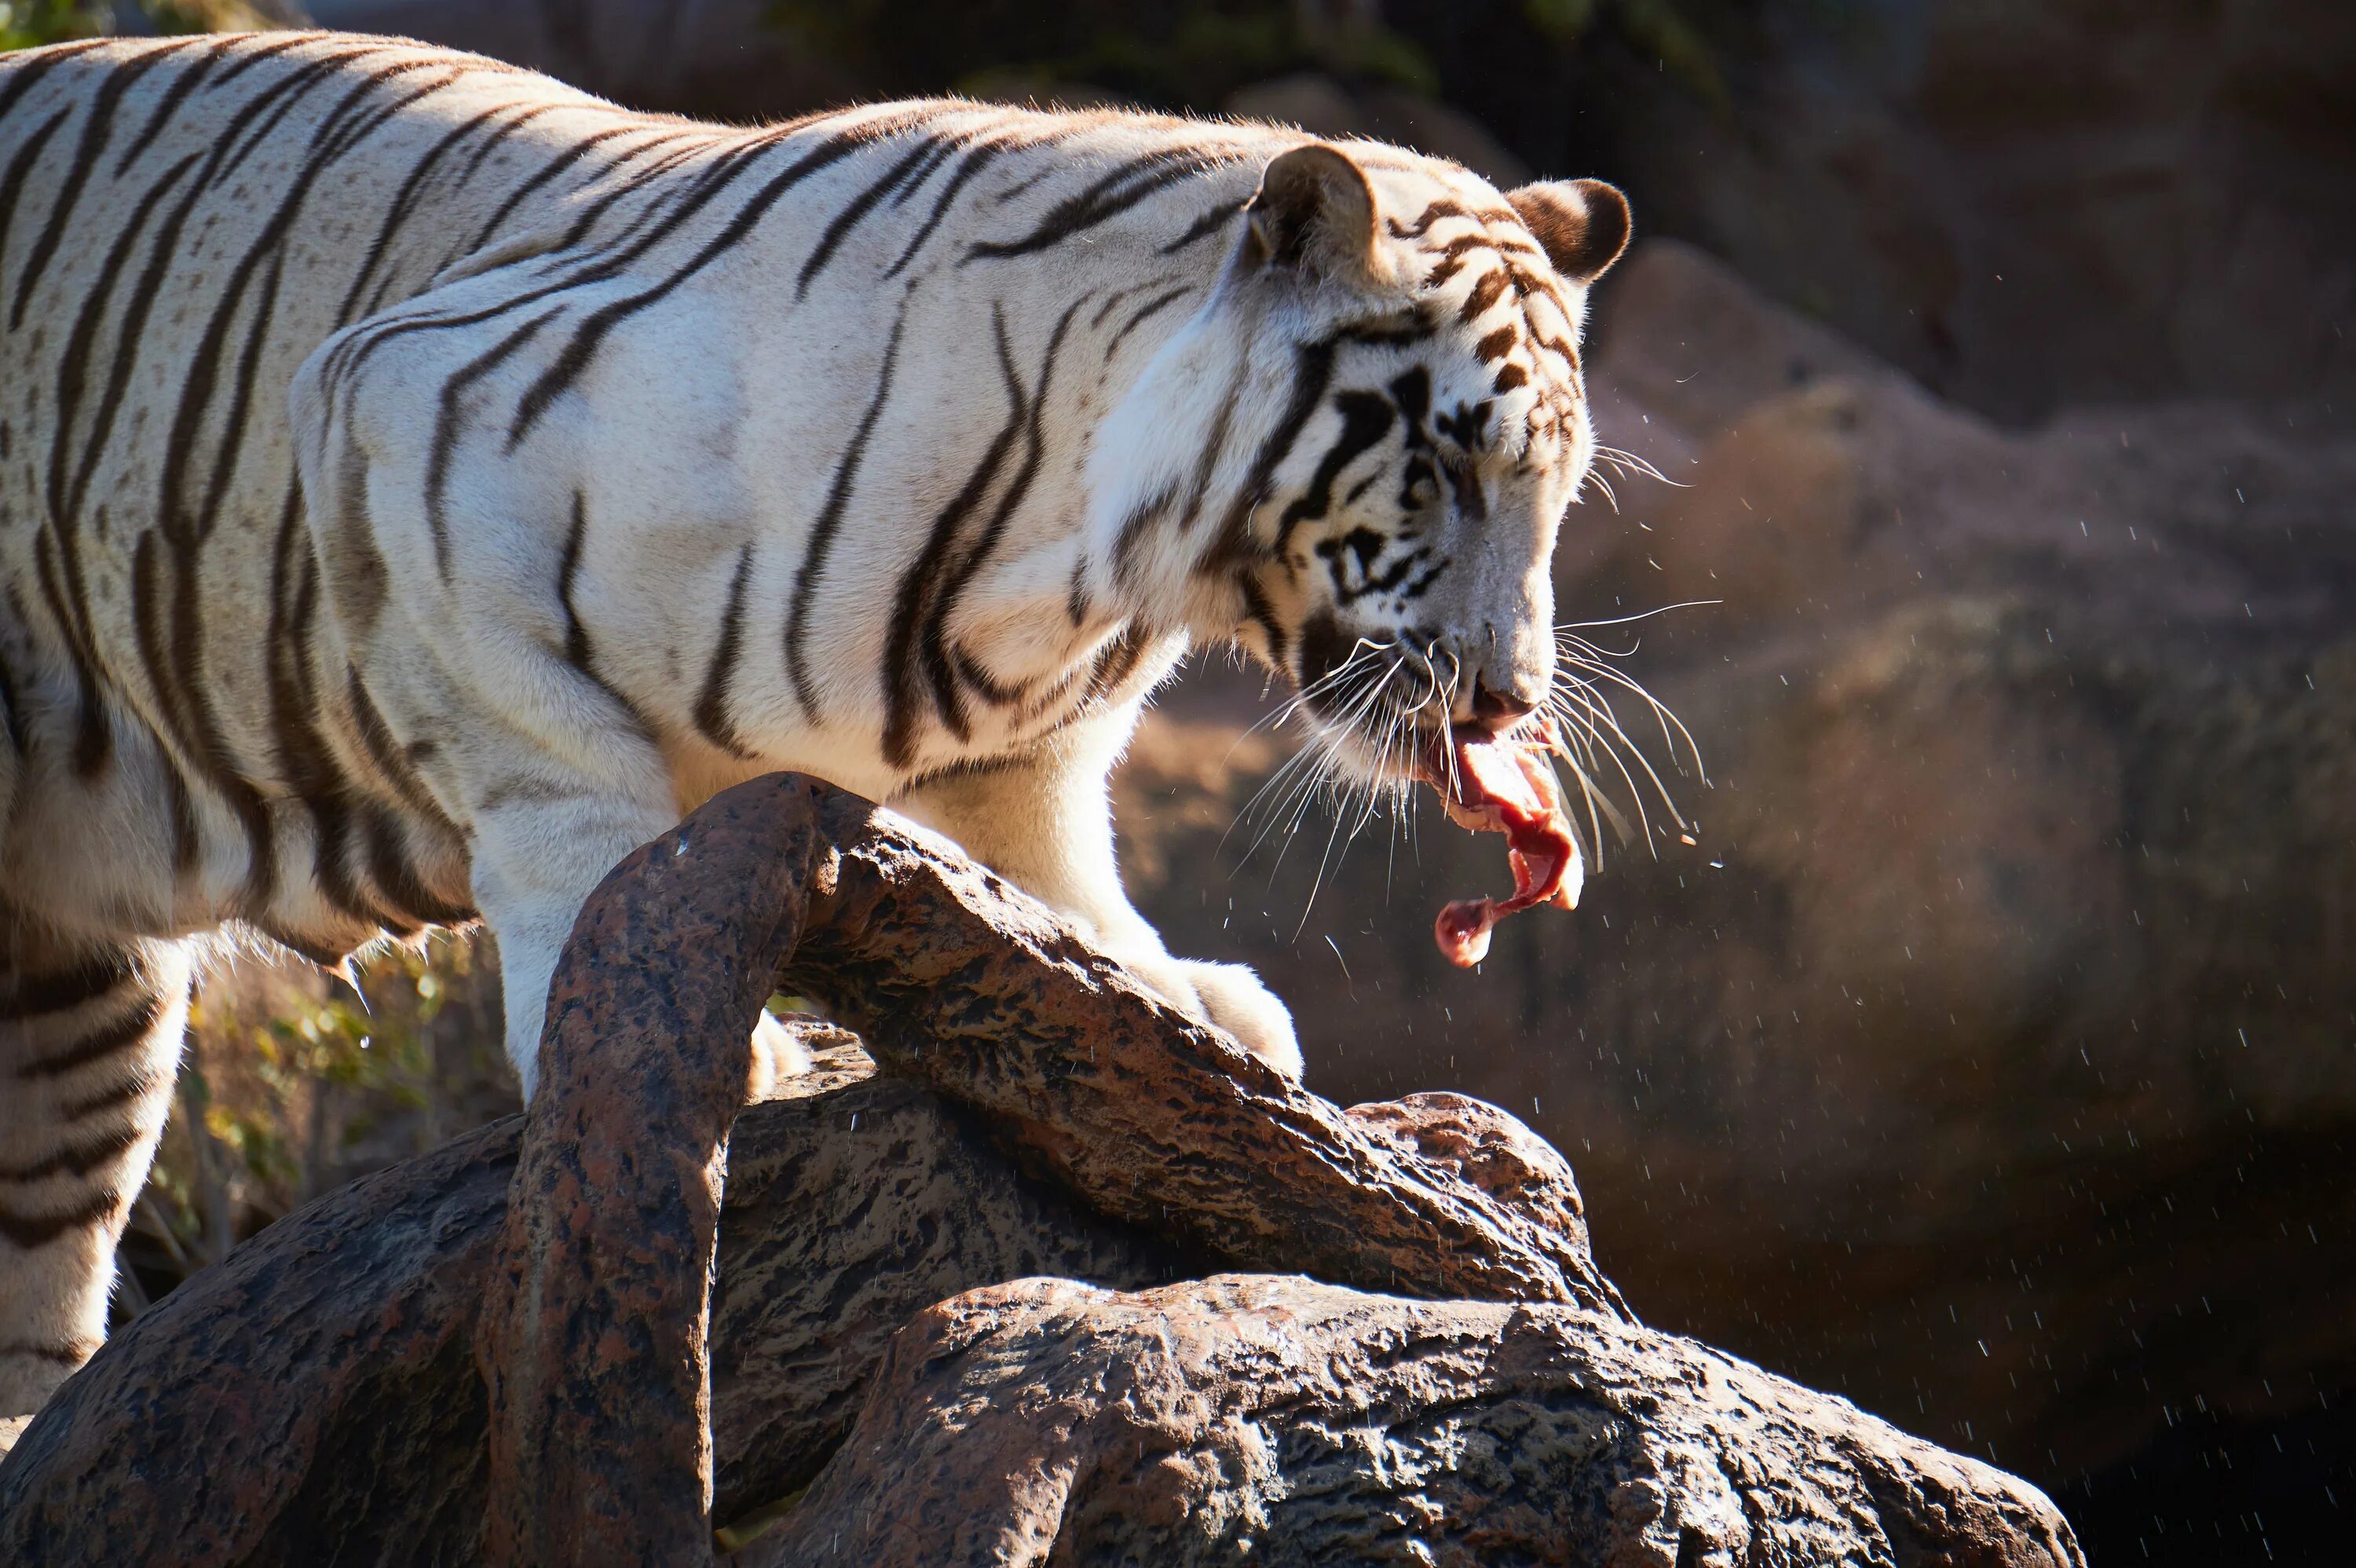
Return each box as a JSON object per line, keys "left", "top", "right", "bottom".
{"left": 0, "top": 921, "right": 191, "bottom": 1453}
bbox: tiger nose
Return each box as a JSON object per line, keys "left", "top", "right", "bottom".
{"left": 1468, "top": 675, "right": 1539, "bottom": 734}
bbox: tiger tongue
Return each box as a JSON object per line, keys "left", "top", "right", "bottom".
{"left": 1429, "top": 729, "right": 1583, "bottom": 968}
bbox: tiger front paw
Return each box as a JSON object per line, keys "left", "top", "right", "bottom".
{"left": 1169, "top": 956, "right": 1303, "bottom": 1080}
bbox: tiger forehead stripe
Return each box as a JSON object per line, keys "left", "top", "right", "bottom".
{"left": 1385, "top": 194, "right": 1588, "bottom": 451}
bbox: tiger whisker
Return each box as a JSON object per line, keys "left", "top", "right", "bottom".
{"left": 1592, "top": 443, "right": 1681, "bottom": 488}
{"left": 1555, "top": 651, "right": 1707, "bottom": 781}
{"left": 1546, "top": 676, "right": 1688, "bottom": 849}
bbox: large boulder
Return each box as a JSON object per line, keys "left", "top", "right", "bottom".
{"left": 752, "top": 1273, "right": 2081, "bottom": 1567}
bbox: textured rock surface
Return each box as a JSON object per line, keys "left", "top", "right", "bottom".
{"left": 0, "top": 777, "right": 2083, "bottom": 1564}
{"left": 790, "top": 790, "right": 1626, "bottom": 1319}
{"left": 749, "top": 1274, "right": 2083, "bottom": 1567}
{"left": 0, "top": 1031, "right": 1192, "bottom": 1566}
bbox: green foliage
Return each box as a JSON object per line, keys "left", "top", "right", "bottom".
{"left": 0, "top": 0, "right": 105, "bottom": 52}
{"left": 1, "top": 0, "right": 300, "bottom": 52}
{"left": 123, "top": 935, "right": 516, "bottom": 1314}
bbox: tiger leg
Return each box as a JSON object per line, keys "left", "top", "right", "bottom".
{"left": 894, "top": 711, "right": 1301, "bottom": 1076}
{"left": 466, "top": 789, "right": 693, "bottom": 1102}
{"left": 0, "top": 925, "right": 192, "bottom": 1452}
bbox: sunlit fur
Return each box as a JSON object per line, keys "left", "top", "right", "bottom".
{"left": 0, "top": 32, "right": 1671, "bottom": 1430}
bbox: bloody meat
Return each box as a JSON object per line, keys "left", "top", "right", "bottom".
{"left": 1426, "top": 724, "right": 1582, "bottom": 967}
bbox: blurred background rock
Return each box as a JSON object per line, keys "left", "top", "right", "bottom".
{"left": 14, "top": 2, "right": 2353, "bottom": 1561}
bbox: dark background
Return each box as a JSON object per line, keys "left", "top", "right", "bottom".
{"left": 38, "top": 2, "right": 2356, "bottom": 1561}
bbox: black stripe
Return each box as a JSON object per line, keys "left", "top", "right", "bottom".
{"left": 154, "top": 50, "right": 437, "bottom": 554}
{"left": 964, "top": 148, "right": 1246, "bottom": 264}
{"left": 262, "top": 485, "right": 393, "bottom": 933}
{"left": 1205, "top": 337, "right": 1341, "bottom": 572}
{"left": 786, "top": 302, "right": 908, "bottom": 718}
{"left": 883, "top": 306, "right": 1025, "bottom": 767}
{"left": 254, "top": 919, "right": 351, "bottom": 971}
{"left": 332, "top": 101, "right": 518, "bottom": 331}
{"left": 182, "top": 62, "right": 473, "bottom": 556}
{"left": 0, "top": 635, "right": 22, "bottom": 755}
{"left": 887, "top": 134, "right": 960, "bottom": 207}
{"left": 557, "top": 492, "right": 599, "bottom": 676}
{"left": 1104, "top": 283, "right": 1191, "bottom": 357}
{"left": 0, "top": 36, "right": 115, "bottom": 127}
{"left": 919, "top": 298, "right": 1084, "bottom": 737}
{"left": 30, "top": 528, "right": 108, "bottom": 777}
{"left": 0, "top": 106, "right": 70, "bottom": 283}
{"left": 426, "top": 307, "right": 562, "bottom": 579}
{"left": 1238, "top": 572, "right": 1287, "bottom": 666}
{"left": 36, "top": 125, "right": 192, "bottom": 800}
{"left": 548, "top": 495, "right": 656, "bottom": 740}
{"left": 453, "top": 100, "right": 560, "bottom": 187}
{"left": 9, "top": 33, "right": 206, "bottom": 333}
{"left": 0, "top": 1121, "right": 144, "bottom": 1182}
{"left": 128, "top": 525, "right": 264, "bottom": 894}
{"left": 215, "top": 45, "right": 408, "bottom": 182}
{"left": 692, "top": 544, "right": 757, "bottom": 758}
{"left": 1173, "top": 367, "right": 1246, "bottom": 538}
{"left": 0, "top": 952, "right": 132, "bottom": 1022}
{"left": 58, "top": 49, "right": 329, "bottom": 540}
{"left": 1083, "top": 627, "right": 1147, "bottom": 705}
{"left": 291, "top": 558, "right": 397, "bottom": 932}
{"left": 346, "top": 666, "right": 463, "bottom": 833}
{"left": 796, "top": 132, "right": 940, "bottom": 298}
{"left": 1088, "top": 280, "right": 1147, "bottom": 331}
{"left": 0, "top": 1186, "right": 123, "bottom": 1249}
{"left": 346, "top": 133, "right": 786, "bottom": 407}
{"left": 1275, "top": 391, "right": 1395, "bottom": 550}
{"left": 59, "top": 1062, "right": 162, "bottom": 1120}
{"left": 1159, "top": 197, "right": 1242, "bottom": 255}
{"left": 508, "top": 111, "right": 937, "bottom": 450}
{"left": 211, "top": 30, "right": 332, "bottom": 86}
{"left": 50, "top": 148, "right": 202, "bottom": 532}
{"left": 951, "top": 646, "right": 1026, "bottom": 707}
{"left": 159, "top": 477, "right": 284, "bottom": 907}
{"left": 360, "top": 807, "right": 472, "bottom": 929}
{"left": 1109, "top": 481, "right": 1180, "bottom": 587}
{"left": 162, "top": 744, "right": 203, "bottom": 877}
{"left": 459, "top": 123, "right": 650, "bottom": 254}
{"left": 110, "top": 33, "right": 244, "bottom": 176}
{"left": 540, "top": 135, "right": 720, "bottom": 258}
{"left": 882, "top": 136, "right": 1004, "bottom": 279}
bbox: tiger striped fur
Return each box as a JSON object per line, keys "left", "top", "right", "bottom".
{"left": 0, "top": 31, "right": 1630, "bottom": 1435}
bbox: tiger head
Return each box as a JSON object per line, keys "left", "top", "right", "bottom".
{"left": 1094, "top": 142, "right": 1632, "bottom": 792}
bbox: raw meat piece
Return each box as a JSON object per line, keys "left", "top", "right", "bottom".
{"left": 1425, "top": 725, "right": 1582, "bottom": 967}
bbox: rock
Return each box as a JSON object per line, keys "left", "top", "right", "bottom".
{"left": 1557, "top": 0, "right": 2356, "bottom": 418}
{"left": 746, "top": 1274, "right": 2083, "bottom": 1566}
{"left": 0, "top": 778, "right": 2081, "bottom": 1564}
{"left": 0, "top": 1035, "right": 1191, "bottom": 1566}
{"left": 0, "top": 779, "right": 1626, "bottom": 1563}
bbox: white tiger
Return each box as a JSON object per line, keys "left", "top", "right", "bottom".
{"left": 0, "top": 31, "right": 1630, "bottom": 1439}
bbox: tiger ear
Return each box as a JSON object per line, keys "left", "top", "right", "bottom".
{"left": 1505, "top": 178, "right": 1631, "bottom": 285}
{"left": 1246, "top": 143, "right": 1380, "bottom": 285}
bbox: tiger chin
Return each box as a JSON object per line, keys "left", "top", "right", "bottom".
{"left": 0, "top": 32, "right": 1628, "bottom": 1437}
